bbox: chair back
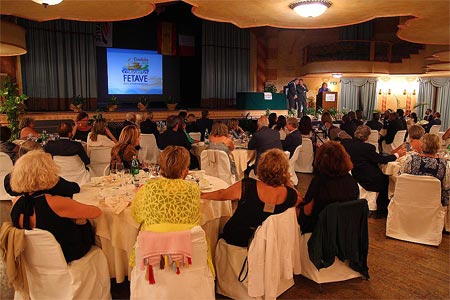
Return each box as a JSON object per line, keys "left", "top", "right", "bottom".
{"left": 188, "top": 132, "right": 201, "bottom": 141}
{"left": 294, "top": 138, "right": 314, "bottom": 173}
{"left": 392, "top": 130, "right": 407, "bottom": 149}
{"left": 88, "top": 146, "right": 112, "bottom": 177}
{"left": 429, "top": 125, "right": 441, "bottom": 135}
{"left": 201, "top": 149, "right": 235, "bottom": 185}
{"left": 215, "top": 208, "right": 301, "bottom": 300}
{"left": 0, "top": 152, "right": 13, "bottom": 200}
{"left": 130, "top": 226, "right": 215, "bottom": 300}
{"left": 53, "top": 155, "right": 90, "bottom": 186}
{"left": 20, "top": 229, "right": 111, "bottom": 300}
{"left": 284, "top": 150, "right": 298, "bottom": 186}
{"left": 366, "top": 130, "right": 379, "bottom": 153}
{"left": 138, "top": 134, "right": 160, "bottom": 164}
{"left": 300, "top": 200, "right": 368, "bottom": 284}
{"left": 386, "top": 173, "right": 445, "bottom": 246}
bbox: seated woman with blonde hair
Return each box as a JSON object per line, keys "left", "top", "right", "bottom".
{"left": 19, "top": 117, "right": 40, "bottom": 139}
{"left": 131, "top": 146, "right": 200, "bottom": 232}
{"left": 87, "top": 117, "right": 117, "bottom": 156}
{"left": 208, "top": 121, "right": 236, "bottom": 175}
{"left": 400, "top": 133, "right": 449, "bottom": 206}
{"left": 9, "top": 150, "right": 101, "bottom": 262}
{"left": 299, "top": 141, "right": 359, "bottom": 233}
{"left": 110, "top": 125, "right": 140, "bottom": 169}
{"left": 392, "top": 124, "right": 424, "bottom": 157}
{"left": 202, "top": 149, "right": 302, "bottom": 247}
{"left": 227, "top": 118, "right": 244, "bottom": 139}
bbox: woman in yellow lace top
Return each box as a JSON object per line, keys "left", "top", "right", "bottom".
{"left": 131, "top": 146, "right": 200, "bottom": 232}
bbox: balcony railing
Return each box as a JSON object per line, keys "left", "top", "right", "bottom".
{"left": 303, "top": 40, "right": 423, "bottom": 65}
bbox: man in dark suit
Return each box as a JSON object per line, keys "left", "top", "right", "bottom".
{"left": 296, "top": 79, "right": 308, "bottom": 117}
{"left": 196, "top": 110, "right": 214, "bottom": 141}
{"left": 366, "top": 112, "right": 382, "bottom": 131}
{"left": 286, "top": 78, "right": 299, "bottom": 110}
{"left": 340, "top": 114, "right": 357, "bottom": 138}
{"left": 425, "top": 112, "right": 442, "bottom": 133}
{"left": 45, "top": 122, "right": 90, "bottom": 167}
{"left": 282, "top": 117, "right": 302, "bottom": 158}
{"left": 342, "top": 125, "right": 400, "bottom": 217}
{"left": 140, "top": 111, "right": 159, "bottom": 138}
{"left": 248, "top": 116, "right": 282, "bottom": 173}
{"left": 158, "top": 115, "right": 198, "bottom": 169}
{"left": 423, "top": 108, "right": 433, "bottom": 121}
{"left": 380, "top": 112, "right": 403, "bottom": 145}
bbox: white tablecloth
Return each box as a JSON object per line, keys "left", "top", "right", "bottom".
{"left": 73, "top": 175, "right": 232, "bottom": 283}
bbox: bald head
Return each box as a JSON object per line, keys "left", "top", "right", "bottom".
{"left": 258, "top": 116, "right": 269, "bottom": 128}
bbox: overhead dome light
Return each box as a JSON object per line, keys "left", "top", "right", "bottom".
{"left": 289, "top": 0, "right": 332, "bottom": 18}
{"left": 332, "top": 73, "right": 342, "bottom": 78}
{"left": 32, "top": 0, "right": 63, "bottom": 7}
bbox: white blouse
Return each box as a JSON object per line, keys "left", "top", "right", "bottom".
{"left": 86, "top": 133, "right": 115, "bottom": 157}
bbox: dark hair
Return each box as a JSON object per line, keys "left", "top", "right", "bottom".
{"left": 411, "top": 112, "right": 418, "bottom": 123}
{"left": 274, "top": 115, "right": 286, "bottom": 131}
{"left": 348, "top": 111, "right": 356, "bottom": 120}
{"left": 57, "top": 122, "right": 73, "bottom": 137}
{"left": 372, "top": 112, "right": 380, "bottom": 121}
{"left": 342, "top": 114, "right": 350, "bottom": 123}
{"left": 356, "top": 110, "right": 363, "bottom": 120}
{"left": 299, "top": 116, "right": 312, "bottom": 135}
{"left": 1, "top": 126, "right": 12, "bottom": 142}
{"left": 178, "top": 111, "right": 187, "bottom": 120}
{"left": 268, "top": 113, "right": 277, "bottom": 128}
{"left": 201, "top": 110, "right": 209, "bottom": 118}
{"left": 314, "top": 141, "right": 353, "bottom": 177}
{"left": 396, "top": 109, "right": 404, "bottom": 117}
{"left": 76, "top": 112, "right": 89, "bottom": 122}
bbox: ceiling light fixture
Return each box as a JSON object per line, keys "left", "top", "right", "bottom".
{"left": 332, "top": 73, "right": 342, "bottom": 78}
{"left": 32, "top": 0, "right": 63, "bottom": 8}
{"left": 289, "top": 0, "right": 332, "bottom": 18}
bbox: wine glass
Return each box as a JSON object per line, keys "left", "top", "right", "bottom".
{"left": 116, "top": 163, "right": 125, "bottom": 181}
{"left": 152, "top": 164, "right": 160, "bottom": 177}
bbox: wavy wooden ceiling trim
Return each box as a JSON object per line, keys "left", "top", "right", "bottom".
{"left": 1, "top": 0, "right": 448, "bottom": 45}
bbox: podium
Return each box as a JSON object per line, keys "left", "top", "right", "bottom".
{"left": 316, "top": 92, "right": 338, "bottom": 111}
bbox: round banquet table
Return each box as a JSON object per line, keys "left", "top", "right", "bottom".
{"left": 73, "top": 174, "right": 232, "bottom": 283}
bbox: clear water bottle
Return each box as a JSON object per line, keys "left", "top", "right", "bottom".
{"left": 204, "top": 129, "right": 209, "bottom": 144}
{"left": 131, "top": 155, "right": 140, "bottom": 176}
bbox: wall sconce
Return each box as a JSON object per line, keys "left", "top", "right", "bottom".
{"left": 403, "top": 89, "right": 407, "bottom": 95}
{"left": 388, "top": 89, "right": 391, "bottom": 95}
{"left": 412, "top": 89, "right": 416, "bottom": 95}
{"left": 378, "top": 89, "right": 382, "bottom": 95}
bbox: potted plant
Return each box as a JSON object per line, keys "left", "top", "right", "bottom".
{"left": 107, "top": 96, "right": 118, "bottom": 111}
{"left": 137, "top": 96, "right": 149, "bottom": 111}
{"left": 264, "top": 83, "right": 277, "bottom": 93}
{"left": 70, "top": 95, "right": 85, "bottom": 112}
{"left": 0, "top": 76, "right": 28, "bottom": 140}
{"left": 288, "top": 108, "right": 297, "bottom": 118}
{"left": 264, "top": 108, "right": 271, "bottom": 117}
{"left": 166, "top": 96, "right": 177, "bottom": 110}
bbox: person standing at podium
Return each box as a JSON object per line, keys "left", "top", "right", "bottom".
{"left": 287, "top": 78, "right": 299, "bottom": 110}
{"left": 316, "top": 82, "right": 329, "bottom": 109}
{"left": 296, "top": 79, "right": 308, "bottom": 117}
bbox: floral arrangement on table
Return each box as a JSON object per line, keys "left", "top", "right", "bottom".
{"left": 70, "top": 95, "right": 86, "bottom": 112}
{"left": 108, "top": 96, "right": 118, "bottom": 111}
{"left": 264, "top": 83, "right": 277, "bottom": 93}
{"left": 288, "top": 108, "right": 297, "bottom": 118}
{"left": 137, "top": 96, "right": 149, "bottom": 111}
{"left": 0, "top": 76, "right": 28, "bottom": 140}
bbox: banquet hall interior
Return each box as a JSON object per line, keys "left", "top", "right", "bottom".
{"left": 0, "top": 0, "right": 449, "bottom": 299}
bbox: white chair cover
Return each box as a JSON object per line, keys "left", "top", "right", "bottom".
{"left": 130, "top": 226, "right": 215, "bottom": 300}
{"left": 298, "top": 232, "right": 362, "bottom": 284}
{"left": 366, "top": 130, "right": 379, "bottom": 153}
{"left": 14, "top": 229, "right": 110, "bottom": 300}
{"left": 53, "top": 155, "right": 90, "bottom": 186}
{"left": 358, "top": 184, "right": 378, "bottom": 211}
{"left": 386, "top": 174, "right": 446, "bottom": 246}
{"left": 429, "top": 125, "right": 441, "bottom": 135}
{"left": 188, "top": 132, "right": 201, "bottom": 141}
{"left": 294, "top": 138, "right": 314, "bottom": 173}
{"left": 215, "top": 208, "right": 301, "bottom": 300}
{"left": 382, "top": 130, "right": 406, "bottom": 154}
{"left": 201, "top": 149, "right": 236, "bottom": 185}
{"left": 138, "top": 134, "right": 160, "bottom": 164}
{"left": 88, "top": 146, "right": 112, "bottom": 178}
{"left": 0, "top": 152, "right": 13, "bottom": 200}
{"left": 284, "top": 150, "right": 298, "bottom": 186}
